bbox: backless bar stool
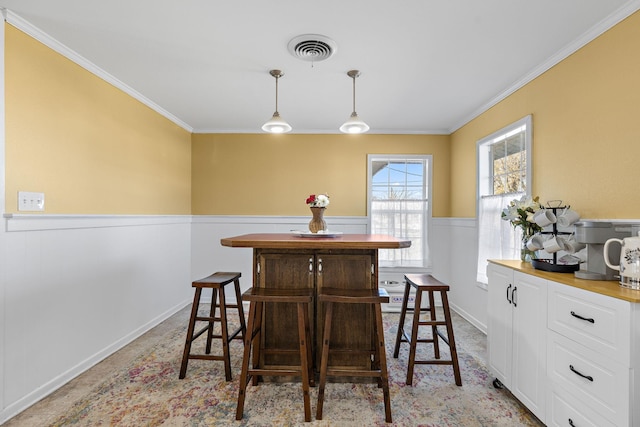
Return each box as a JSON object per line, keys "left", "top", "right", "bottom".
{"left": 236, "top": 287, "right": 314, "bottom": 423}
{"left": 316, "top": 287, "right": 392, "bottom": 423}
{"left": 179, "top": 272, "right": 246, "bottom": 381}
{"left": 393, "top": 274, "right": 462, "bottom": 386}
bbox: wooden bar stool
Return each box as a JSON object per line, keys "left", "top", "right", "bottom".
{"left": 236, "top": 287, "right": 314, "bottom": 423}
{"left": 179, "top": 272, "right": 246, "bottom": 381}
{"left": 393, "top": 274, "right": 462, "bottom": 386}
{"left": 316, "top": 287, "right": 392, "bottom": 423}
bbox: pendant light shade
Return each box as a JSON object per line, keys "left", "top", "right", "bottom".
{"left": 262, "top": 111, "right": 291, "bottom": 134}
{"left": 262, "top": 69, "right": 292, "bottom": 133}
{"left": 340, "top": 70, "right": 369, "bottom": 134}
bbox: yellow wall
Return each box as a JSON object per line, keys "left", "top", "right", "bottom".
{"left": 450, "top": 11, "right": 640, "bottom": 219}
{"left": 192, "top": 133, "right": 451, "bottom": 217}
{"left": 5, "top": 24, "right": 192, "bottom": 215}
{"left": 6, "top": 22, "right": 449, "bottom": 218}
{"left": 7, "top": 9, "right": 640, "bottom": 219}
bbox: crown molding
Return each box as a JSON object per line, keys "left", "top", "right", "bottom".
{"left": 449, "top": 0, "right": 640, "bottom": 133}
{"left": 3, "top": 9, "right": 193, "bottom": 133}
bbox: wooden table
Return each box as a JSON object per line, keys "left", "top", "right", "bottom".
{"left": 221, "top": 233, "right": 411, "bottom": 373}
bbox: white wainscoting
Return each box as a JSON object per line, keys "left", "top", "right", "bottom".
{"left": 191, "top": 215, "right": 369, "bottom": 296}
{"left": 439, "top": 218, "right": 488, "bottom": 333}
{"left": 0, "top": 213, "right": 487, "bottom": 423}
{"left": 0, "top": 215, "right": 192, "bottom": 423}
{"left": 191, "top": 215, "right": 487, "bottom": 333}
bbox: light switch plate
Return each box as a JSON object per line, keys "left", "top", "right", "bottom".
{"left": 18, "top": 191, "right": 45, "bottom": 211}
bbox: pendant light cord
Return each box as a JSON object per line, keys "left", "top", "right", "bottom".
{"left": 274, "top": 75, "right": 279, "bottom": 114}
{"left": 351, "top": 74, "right": 356, "bottom": 114}
{"left": 274, "top": 76, "right": 280, "bottom": 113}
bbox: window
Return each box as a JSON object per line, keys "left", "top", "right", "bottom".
{"left": 479, "top": 118, "right": 530, "bottom": 197}
{"left": 367, "top": 155, "right": 431, "bottom": 269}
{"left": 476, "top": 115, "right": 532, "bottom": 285}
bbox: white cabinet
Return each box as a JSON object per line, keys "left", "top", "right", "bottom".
{"left": 487, "top": 263, "right": 547, "bottom": 422}
{"left": 487, "top": 263, "right": 512, "bottom": 384}
{"left": 547, "top": 281, "right": 634, "bottom": 427}
{"left": 546, "top": 383, "right": 617, "bottom": 427}
{"left": 489, "top": 260, "right": 640, "bottom": 427}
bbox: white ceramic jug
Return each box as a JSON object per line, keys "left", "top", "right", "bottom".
{"left": 603, "top": 231, "right": 640, "bottom": 289}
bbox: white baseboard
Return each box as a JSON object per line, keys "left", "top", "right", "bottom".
{"left": 449, "top": 301, "right": 487, "bottom": 334}
{"left": 0, "top": 299, "right": 190, "bottom": 424}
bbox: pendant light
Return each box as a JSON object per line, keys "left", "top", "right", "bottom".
{"left": 262, "top": 69, "right": 292, "bottom": 133}
{"left": 339, "top": 70, "right": 369, "bottom": 134}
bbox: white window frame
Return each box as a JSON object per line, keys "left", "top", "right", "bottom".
{"left": 478, "top": 115, "right": 532, "bottom": 197}
{"left": 367, "top": 154, "right": 432, "bottom": 273}
{"left": 476, "top": 115, "right": 532, "bottom": 287}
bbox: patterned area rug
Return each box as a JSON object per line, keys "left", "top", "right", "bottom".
{"left": 50, "top": 310, "right": 541, "bottom": 426}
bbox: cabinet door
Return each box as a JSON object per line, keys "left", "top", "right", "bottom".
{"left": 316, "top": 252, "right": 374, "bottom": 368}
{"left": 487, "top": 263, "right": 514, "bottom": 388}
{"left": 256, "top": 251, "right": 315, "bottom": 367}
{"left": 511, "top": 271, "right": 547, "bottom": 421}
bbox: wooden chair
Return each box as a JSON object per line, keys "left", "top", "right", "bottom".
{"left": 235, "top": 287, "right": 314, "bottom": 423}
{"left": 179, "top": 272, "right": 246, "bottom": 381}
{"left": 316, "top": 287, "right": 392, "bottom": 423}
{"left": 393, "top": 274, "right": 462, "bottom": 386}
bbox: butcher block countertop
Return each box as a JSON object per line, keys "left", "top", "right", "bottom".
{"left": 220, "top": 233, "right": 411, "bottom": 250}
{"left": 489, "top": 259, "right": 640, "bottom": 303}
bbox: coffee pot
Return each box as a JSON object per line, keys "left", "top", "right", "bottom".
{"left": 603, "top": 231, "right": 640, "bottom": 289}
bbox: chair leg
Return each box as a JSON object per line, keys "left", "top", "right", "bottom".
{"left": 251, "top": 301, "right": 264, "bottom": 386}
{"left": 374, "top": 302, "right": 392, "bottom": 423}
{"left": 296, "top": 303, "right": 312, "bottom": 422}
{"left": 218, "top": 287, "right": 232, "bottom": 381}
{"left": 428, "top": 290, "right": 440, "bottom": 359}
{"left": 234, "top": 279, "right": 247, "bottom": 341}
{"left": 371, "top": 303, "right": 382, "bottom": 387}
{"left": 236, "top": 300, "right": 258, "bottom": 420}
{"left": 406, "top": 289, "right": 422, "bottom": 385}
{"left": 179, "top": 287, "right": 202, "bottom": 379}
{"left": 205, "top": 288, "right": 218, "bottom": 354}
{"left": 316, "top": 301, "right": 334, "bottom": 421}
{"left": 301, "top": 301, "right": 315, "bottom": 387}
{"left": 442, "top": 291, "right": 462, "bottom": 386}
{"left": 393, "top": 281, "right": 411, "bottom": 358}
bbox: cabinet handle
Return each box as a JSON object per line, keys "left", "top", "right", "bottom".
{"left": 318, "top": 258, "right": 323, "bottom": 273}
{"left": 512, "top": 286, "right": 517, "bottom": 307}
{"left": 308, "top": 257, "right": 314, "bottom": 272}
{"left": 569, "top": 364, "right": 593, "bottom": 382}
{"left": 568, "top": 418, "right": 576, "bottom": 427}
{"left": 257, "top": 262, "right": 261, "bottom": 275}
{"left": 570, "top": 311, "right": 595, "bottom": 324}
{"left": 506, "top": 284, "right": 512, "bottom": 304}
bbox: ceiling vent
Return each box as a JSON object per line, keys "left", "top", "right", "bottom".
{"left": 288, "top": 34, "right": 337, "bottom": 63}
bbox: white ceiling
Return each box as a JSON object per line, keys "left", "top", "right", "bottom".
{"left": 2, "top": 0, "right": 639, "bottom": 134}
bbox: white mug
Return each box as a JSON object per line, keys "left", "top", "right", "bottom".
{"left": 543, "top": 235, "right": 567, "bottom": 253}
{"left": 563, "top": 236, "right": 586, "bottom": 254}
{"left": 604, "top": 231, "right": 640, "bottom": 289}
{"left": 526, "top": 235, "right": 546, "bottom": 251}
{"left": 533, "top": 209, "right": 556, "bottom": 227}
{"left": 556, "top": 208, "right": 580, "bottom": 228}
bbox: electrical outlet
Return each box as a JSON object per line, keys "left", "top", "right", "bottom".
{"left": 18, "top": 191, "right": 45, "bottom": 212}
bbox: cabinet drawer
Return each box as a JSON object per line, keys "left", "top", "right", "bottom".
{"left": 547, "top": 331, "right": 630, "bottom": 426}
{"left": 546, "top": 382, "right": 617, "bottom": 427}
{"left": 547, "top": 281, "right": 630, "bottom": 364}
